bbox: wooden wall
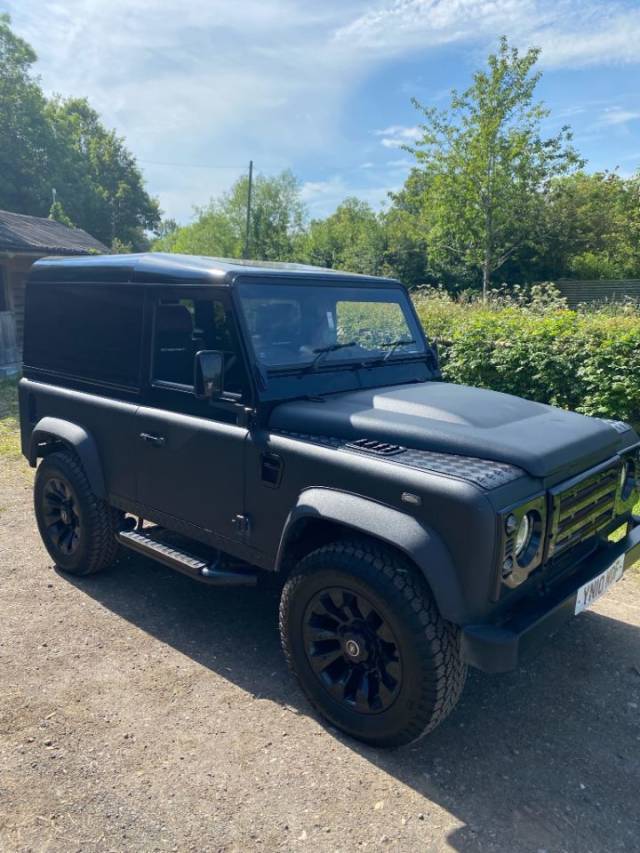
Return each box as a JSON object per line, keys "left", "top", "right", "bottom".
{"left": 556, "top": 279, "right": 640, "bottom": 308}
{"left": 0, "top": 311, "right": 18, "bottom": 375}
{"left": 0, "top": 255, "right": 37, "bottom": 373}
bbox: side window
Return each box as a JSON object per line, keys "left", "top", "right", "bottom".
{"left": 151, "top": 295, "right": 249, "bottom": 399}
{"left": 152, "top": 298, "right": 195, "bottom": 386}
{"left": 23, "top": 283, "right": 144, "bottom": 387}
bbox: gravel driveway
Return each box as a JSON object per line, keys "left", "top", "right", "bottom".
{"left": 1, "top": 456, "right": 639, "bottom": 853}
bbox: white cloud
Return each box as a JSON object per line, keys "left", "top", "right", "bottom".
{"left": 7, "top": 0, "right": 370, "bottom": 221}
{"left": 6, "top": 0, "right": 640, "bottom": 223}
{"left": 375, "top": 125, "right": 422, "bottom": 148}
{"left": 600, "top": 107, "right": 640, "bottom": 126}
{"left": 301, "top": 175, "right": 397, "bottom": 217}
{"left": 335, "top": 0, "right": 640, "bottom": 69}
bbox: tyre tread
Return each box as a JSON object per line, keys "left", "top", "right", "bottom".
{"left": 279, "top": 537, "right": 467, "bottom": 746}
{"left": 35, "top": 450, "right": 120, "bottom": 575}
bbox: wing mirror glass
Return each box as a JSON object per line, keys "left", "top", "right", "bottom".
{"left": 194, "top": 350, "right": 224, "bottom": 400}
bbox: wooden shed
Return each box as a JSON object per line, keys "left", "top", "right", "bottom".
{"left": 0, "top": 210, "right": 108, "bottom": 376}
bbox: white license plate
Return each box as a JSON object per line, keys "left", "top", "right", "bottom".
{"left": 575, "top": 555, "right": 625, "bottom": 614}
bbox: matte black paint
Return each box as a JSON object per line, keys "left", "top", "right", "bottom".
{"left": 19, "top": 253, "right": 640, "bottom": 669}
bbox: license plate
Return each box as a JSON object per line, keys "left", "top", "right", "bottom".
{"left": 575, "top": 555, "right": 625, "bottom": 614}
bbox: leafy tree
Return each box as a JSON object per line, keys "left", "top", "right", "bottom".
{"left": 0, "top": 13, "right": 54, "bottom": 215}
{"left": 384, "top": 169, "right": 439, "bottom": 288}
{"left": 0, "top": 15, "right": 159, "bottom": 249}
{"left": 155, "top": 170, "right": 305, "bottom": 261}
{"left": 407, "top": 36, "right": 582, "bottom": 298}
{"left": 298, "top": 197, "right": 386, "bottom": 275}
{"left": 155, "top": 217, "right": 179, "bottom": 242}
{"left": 46, "top": 98, "right": 161, "bottom": 248}
{"left": 540, "top": 171, "right": 640, "bottom": 279}
{"left": 48, "top": 198, "right": 74, "bottom": 227}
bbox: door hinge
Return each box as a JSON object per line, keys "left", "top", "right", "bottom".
{"left": 232, "top": 514, "right": 250, "bottom": 536}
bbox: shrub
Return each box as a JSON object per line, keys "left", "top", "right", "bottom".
{"left": 413, "top": 288, "right": 640, "bottom": 426}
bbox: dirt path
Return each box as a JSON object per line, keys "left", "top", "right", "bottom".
{"left": 1, "top": 456, "right": 639, "bottom": 853}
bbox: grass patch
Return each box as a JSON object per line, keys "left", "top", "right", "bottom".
{"left": 0, "top": 378, "right": 20, "bottom": 459}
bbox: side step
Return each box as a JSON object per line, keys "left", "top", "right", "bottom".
{"left": 116, "top": 530, "right": 257, "bottom": 587}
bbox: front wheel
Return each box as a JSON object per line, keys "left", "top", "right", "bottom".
{"left": 279, "top": 539, "right": 467, "bottom": 747}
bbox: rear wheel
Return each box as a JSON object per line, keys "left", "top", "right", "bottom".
{"left": 34, "top": 450, "right": 121, "bottom": 576}
{"left": 279, "top": 538, "right": 467, "bottom": 747}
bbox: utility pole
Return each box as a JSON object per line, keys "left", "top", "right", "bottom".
{"left": 244, "top": 160, "right": 253, "bottom": 259}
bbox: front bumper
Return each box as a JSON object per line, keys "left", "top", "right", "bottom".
{"left": 461, "top": 522, "right": 640, "bottom": 673}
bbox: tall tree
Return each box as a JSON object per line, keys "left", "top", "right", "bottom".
{"left": 540, "top": 170, "right": 640, "bottom": 279}
{"left": 298, "top": 197, "right": 386, "bottom": 275}
{"left": 0, "top": 15, "right": 159, "bottom": 248}
{"left": 155, "top": 170, "right": 305, "bottom": 261}
{"left": 0, "top": 13, "right": 54, "bottom": 215}
{"left": 408, "top": 36, "right": 582, "bottom": 298}
{"left": 47, "top": 97, "right": 161, "bottom": 248}
{"left": 384, "top": 169, "right": 434, "bottom": 288}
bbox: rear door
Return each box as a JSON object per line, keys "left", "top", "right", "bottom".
{"left": 135, "top": 287, "right": 252, "bottom": 546}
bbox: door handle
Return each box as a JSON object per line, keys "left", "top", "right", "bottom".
{"left": 139, "top": 432, "right": 166, "bottom": 447}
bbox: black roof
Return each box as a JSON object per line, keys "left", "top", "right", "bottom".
{"left": 30, "top": 252, "right": 401, "bottom": 287}
{"left": 0, "top": 209, "right": 108, "bottom": 255}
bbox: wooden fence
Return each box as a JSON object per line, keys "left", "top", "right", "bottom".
{"left": 0, "top": 311, "right": 19, "bottom": 376}
{"left": 556, "top": 279, "right": 640, "bottom": 308}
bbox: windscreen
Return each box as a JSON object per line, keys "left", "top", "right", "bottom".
{"left": 237, "top": 282, "right": 424, "bottom": 370}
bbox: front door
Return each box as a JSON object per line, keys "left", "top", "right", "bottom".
{"left": 135, "top": 288, "right": 252, "bottom": 547}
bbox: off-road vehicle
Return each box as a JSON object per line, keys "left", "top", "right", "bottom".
{"left": 19, "top": 253, "right": 640, "bottom": 746}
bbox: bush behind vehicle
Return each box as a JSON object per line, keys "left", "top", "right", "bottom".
{"left": 414, "top": 285, "right": 640, "bottom": 427}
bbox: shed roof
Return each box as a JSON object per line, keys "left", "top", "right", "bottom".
{"left": 0, "top": 209, "right": 108, "bottom": 256}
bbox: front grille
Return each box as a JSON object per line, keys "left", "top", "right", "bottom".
{"left": 548, "top": 460, "right": 620, "bottom": 558}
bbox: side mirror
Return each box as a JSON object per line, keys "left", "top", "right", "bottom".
{"left": 194, "top": 350, "right": 224, "bottom": 400}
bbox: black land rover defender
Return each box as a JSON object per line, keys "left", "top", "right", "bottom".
{"left": 19, "top": 253, "right": 640, "bottom": 747}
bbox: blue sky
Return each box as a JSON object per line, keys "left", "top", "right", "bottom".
{"left": 6, "top": 0, "right": 640, "bottom": 225}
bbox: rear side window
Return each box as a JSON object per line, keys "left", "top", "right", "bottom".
{"left": 24, "top": 283, "right": 143, "bottom": 388}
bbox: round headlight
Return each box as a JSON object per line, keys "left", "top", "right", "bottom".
{"left": 514, "top": 513, "right": 532, "bottom": 558}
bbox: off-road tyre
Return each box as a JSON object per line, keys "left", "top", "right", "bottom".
{"left": 279, "top": 538, "right": 467, "bottom": 747}
{"left": 34, "top": 449, "right": 121, "bottom": 576}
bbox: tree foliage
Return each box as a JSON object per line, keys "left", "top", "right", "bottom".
{"left": 0, "top": 14, "right": 52, "bottom": 215}
{"left": 540, "top": 171, "right": 640, "bottom": 280}
{"left": 155, "top": 170, "right": 305, "bottom": 261}
{"left": 0, "top": 14, "right": 160, "bottom": 249}
{"left": 405, "top": 37, "right": 582, "bottom": 296}
{"left": 298, "top": 198, "right": 386, "bottom": 274}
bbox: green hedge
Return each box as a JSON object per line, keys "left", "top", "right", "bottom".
{"left": 413, "top": 292, "right": 640, "bottom": 426}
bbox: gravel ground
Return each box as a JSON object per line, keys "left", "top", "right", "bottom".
{"left": 1, "top": 456, "right": 639, "bottom": 853}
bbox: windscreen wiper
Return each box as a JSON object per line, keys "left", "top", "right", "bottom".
{"left": 303, "top": 341, "right": 358, "bottom": 372}
{"left": 381, "top": 338, "right": 416, "bottom": 361}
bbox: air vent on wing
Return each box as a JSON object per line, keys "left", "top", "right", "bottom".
{"left": 345, "top": 438, "right": 406, "bottom": 456}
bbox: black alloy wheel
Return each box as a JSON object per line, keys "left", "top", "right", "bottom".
{"left": 280, "top": 538, "right": 467, "bottom": 747}
{"left": 41, "top": 477, "right": 81, "bottom": 556}
{"left": 34, "top": 450, "right": 122, "bottom": 575}
{"left": 302, "top": 586, "right": 402, "bottom": 714}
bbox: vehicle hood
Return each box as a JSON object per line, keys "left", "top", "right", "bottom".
{"left": 269, "top": 382, "right": 631, "bottom": 478}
